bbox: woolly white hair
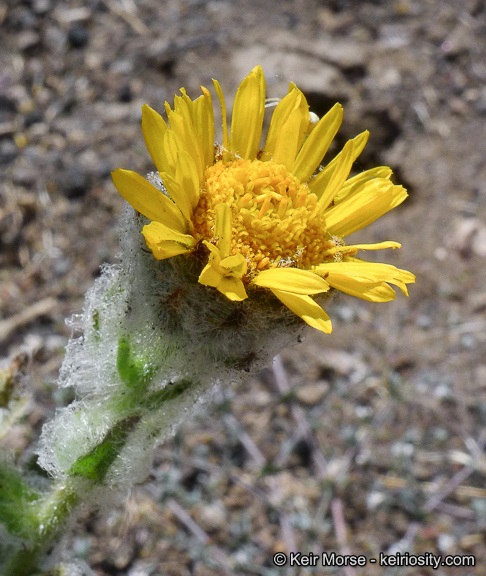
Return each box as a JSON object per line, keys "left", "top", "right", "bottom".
{"left": 37, "top": 202, "right": 330, "bottom": 499}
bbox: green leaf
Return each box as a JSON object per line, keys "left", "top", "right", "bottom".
{"left": 143, "top": 378, "right": 193, "bottom": 410}
{"left": 116, "top": 337, "right": 155, "bottom": 392}
{"left": 68, "top": 415, "right": 140, "bottom": 482}
{"left": 0, "top": 461, "right": 41, "bottom": 539}
{"left": 117, "top": 338, "right": 141, "bottom": 387}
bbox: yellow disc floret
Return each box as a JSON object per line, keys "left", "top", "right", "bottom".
{"left": 112, "top": 65, "right": 415, "bottom": 334}
{"left": 193, "top": 158, "right": 336, "bottom": 277}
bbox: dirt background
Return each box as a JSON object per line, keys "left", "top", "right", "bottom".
{"left": 1, "top": 0, "right": 486, "bottom": 575}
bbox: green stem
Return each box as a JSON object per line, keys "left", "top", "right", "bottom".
{"left": 4, "top": 481, "right": 79, "bottom": 576}
{"left": 3, "top": 377, "right": 196, "bottom": 575}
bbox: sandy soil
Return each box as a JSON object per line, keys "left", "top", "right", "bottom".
{"left": 1, "top": 0, "right": 486, "bottom": 574}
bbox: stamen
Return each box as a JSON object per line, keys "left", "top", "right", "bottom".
{"left": 238, "top": 193, "right": 253, "bottom": 208}
{"left": 253, "top": 177, "right": 270, "bottom": 189}
{"left": 298, "top": 189, "right": 307, "bottom": 207}
{"left": 277, "top": 197, "right": 288, "bottom": 218}
{"left": 258, "top": 196, "right": 272, "bottom": 218}
{"left": 193, "top": 157, "right": 334, "bottom": 277}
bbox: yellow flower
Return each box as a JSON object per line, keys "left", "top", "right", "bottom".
{"left": 112, "top": 66, "right": 414, "bottom": 334}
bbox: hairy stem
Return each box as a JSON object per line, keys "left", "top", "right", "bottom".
{"left": 4, "top": 481, "right": 79, "bottom": 576}
{"left": 3, "top": 375, "right": 197, "bottom": 575}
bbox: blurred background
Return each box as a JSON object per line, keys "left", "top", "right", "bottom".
{"left": 1, "top": 0, "right": 486, "bottom": 574}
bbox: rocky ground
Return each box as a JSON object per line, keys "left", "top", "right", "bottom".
{"left": 1, "top": 0, "right": 486, "bottom": 574}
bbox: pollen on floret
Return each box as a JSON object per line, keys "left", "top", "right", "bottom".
{"left": 112, "top": 66, "right": 415, "bottom": 334}
{"left": 192, "top": 158, "right": 338, "bottom": 279}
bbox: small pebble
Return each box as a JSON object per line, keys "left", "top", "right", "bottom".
{"left": 67, "top": 24, "right": 89, "bottom": 49}
{"left": 460, "top": 333, "right": 476, "bottom": 349}
{"left": 437, "top": 533, "right": 456, "bottom": 553}
{"left": 12, "top": 162, "right": 38, "bottom": 186}
{"left": 416, "top": 314, "right": 432, "bottom": 329}
{"left": 60, "top": 165, "right": 90, "bottom": 198}
{"left": 118, "top": 84, "right": 132, "bottom": 103}
{"left": 24, "top": 109, "right": 43, "bottom": 127}
{"left": 296, "top": 381, "right": 329, "bottom": 405}
{"left": 17, "top": 30, "right": 41, "bottom": 51}
{"left": 367, "top": 491, "right": 387, "bottom": 510}
{"left": 0, "top": 141, "right": 18, "bottom": 166}
{"left": 0, "top": 95, "right": 17, "bottom": 117}
{"left": 33, "top": 0, "right": 52, "bottom": 16}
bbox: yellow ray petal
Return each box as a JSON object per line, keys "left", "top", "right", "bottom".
{"left": 161, "top": 130, "right": 183, "bottom": 176}
{"left": 314, "top": 260, "right": 412, "bottom": 281}
{"left": 165, "top": 109, "right": 204, "bottom": 180}
{"left": 173, "top": 92, "right": 192, "bottom": 120}
{"left": 173, "top": 90, "right": 211, "bottom": 173}
{"left": 292, "top": 103, "right": 343, "bottom": 183}
{"left": 199, "top": 241, "right": 223, "bottom": 286}
{"left": 326, "top": 275, "right": 397, "bottom": 302}
{"left": 391, "top": 280, "right": 410, "bottom": 296}
{"left": 252, "top": 267, "right": 329, "bottom": 295}
{"left": 159, "top": 171, "right": 193, "bottom": 223}
{"left": 291, "top": 88, "right": 312, "bottom": 151}
{"left": 325, "top": 181, "right": 408, "bottom": 237}
{"left": 198, "top": 245, "right": 248, "bottom": 301}
{"left": 217, "top": 277, "right": 248, "bottom": 301}
{"left": 202, "top": 239, "right": 221, "bottom": 260}
{"left": 199, "top": 261, "right": 222, "bottom": 287}
{"left": 193, "top": 87, "right": 215, "bottom": 168}
{"left": 111, "top": 169, "right": 186, "bottom": 233}
{"left": 271, "top": 289, "right": 333, "bottom": 333}
{"left": 323, "top": 241, "right": 402, "bottom": 257}
{"left": 271, "top": 106, "right": 308, "bottom": 169}
{"left": 353, "top": 282, "right": 399, "bottom": 302}
{"left": 215, "top": 203, "right": 232, "bottom": 258}
{"left": 175, "top": 88, "right": 203, "bottom": 121}
{"left": 230, "top": 65, "right": 266, "bottom": 160}
{"left": 141, "top": 105, "right": 169, "bottom": 173}
{"left": 175, "top": 150, "right": 200, "bottom": 211}
{"left": 177, "top": 87, "right": 194, "bottom": 109}
{"left": 142, "top": 221, "right": 195, "bottom": 260}
{"left": 262, "top": 86, "right": 308, "bottom": 161}
{"left": 213, "top": 78, "right": 231, "bottom": 162}
{"left": 333, "top": 166, "right": 393, "bottom": 206}
{"left": 316, "top": 139, "right": 357, "bottom": 212}
{"left": 357, "top": 262, "right": 415, "bottom": 295}
{"left": 308, "top": 130, "right": 369, "bottom": 199}
{"left": 313, "top": 261, "right": 415, "bottom": 301}
{"left": 220, "top": 253, "right": 248, "bottom": 276}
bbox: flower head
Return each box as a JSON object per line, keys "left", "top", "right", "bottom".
{"left": 112, "top": 66, "right": 414, "bottom": 334}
